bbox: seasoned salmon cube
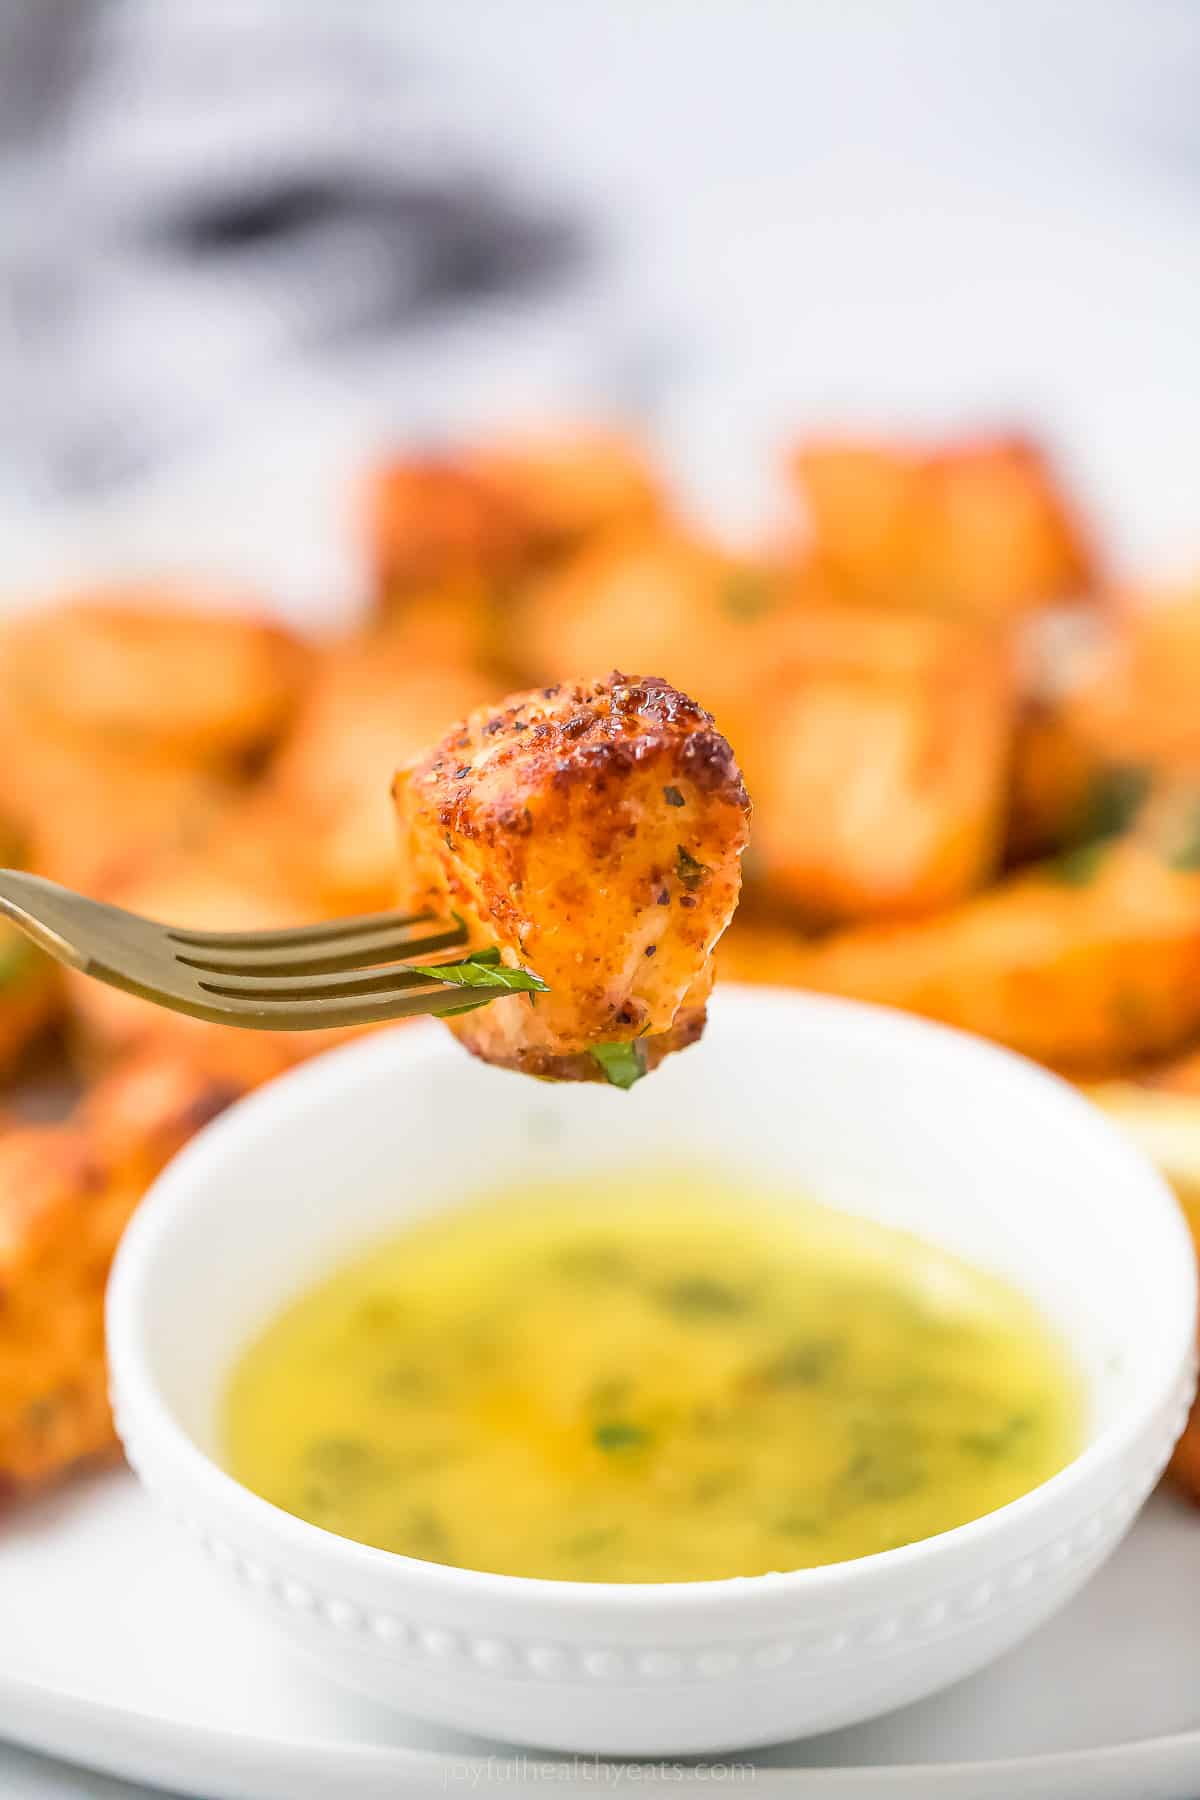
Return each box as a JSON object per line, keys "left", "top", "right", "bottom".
{"left": 395, "top": 673, "right": 751, "bottom": 1084}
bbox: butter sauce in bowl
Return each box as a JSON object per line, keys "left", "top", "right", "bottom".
{"left": 107, "top": 989, "right": 1196, "bottom": 1754}
{"left": 225, "top": 1177, "right": 1083, "bottom": 1583}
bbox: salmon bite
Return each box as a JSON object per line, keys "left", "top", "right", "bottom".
{"left": 393, "top": 672, "right": 751, "bottom": 1085}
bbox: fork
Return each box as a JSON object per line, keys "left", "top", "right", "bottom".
{"left": 0, "top": 870, "right": 546, "bottom": 1030}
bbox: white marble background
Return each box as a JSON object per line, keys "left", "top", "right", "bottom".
{"left": 2, "top": 2, "right": 1199, "bottom": 1792}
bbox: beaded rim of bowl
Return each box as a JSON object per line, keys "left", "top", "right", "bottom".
{"left": 115, "top": 1360, "right": 1193, "bottom": 1687}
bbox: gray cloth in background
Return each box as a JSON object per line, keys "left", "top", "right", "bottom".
{"left": 0, "top": 0, "right": 584, "bottom": 500}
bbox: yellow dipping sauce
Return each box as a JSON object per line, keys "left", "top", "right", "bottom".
{"left": 224, "top": 1177, "right": 1083, "bottom": 1582}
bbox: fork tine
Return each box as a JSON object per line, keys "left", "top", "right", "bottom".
{"left": 194, "top": 963, "right": 462, "bottom": 1002}
{"left": 174, "top": 918, "right": 468, "bottom": 976}
{"left": 165, "top": 907, "right": 440, "bottom": 951}
{"left": 201, "top": 981, "right": 498, "bottom": 1029}
{"left": 0, "top": 869, "right": 512, "bottom": 1033}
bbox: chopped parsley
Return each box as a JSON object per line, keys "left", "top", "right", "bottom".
{"left": 675, "top": 845, "right": 708, "bottom": 889}
{"left": 553, "top": 1244, "right": 631, "bottom": 1283}
{"left": 1164, "top": 796, "right": 1200, "bottom": 871}
{"left": 657, "top": 1276, "right": 748, "bottom": 1318}
{"left": 1044, "top": 840, "right": 1109, "bottom": 886}
{"left": 590, "top": 1040, "right": 647, "bottom": 1090}
{"left": 1045, "top": 763, "right": 1150, "bottom": 887}
{"left": 1076, "top": 764, "right": 1150, "bottom": 842}
{"left": 719, "top": 570, "right": 773, "bottom": 621}
{"left": 753, "top": 1337, "right": 841, "bottom": 1387}
{"left": 562, "top": 1526, "right": 624, "bottom": 1557}
{"left": 663, "top": 785, "right": 685, "bottom": 808}
{"left": 0, "top": 931, "right": 37, "bottom": 990}
{"left": 839, "top": 1447, "right": 924, "bottom": 1504}
{"left": 301, "top": 1437, "right": 376, "bottom": 1482}
{"left": 420, "top": 948, "right": 548, "bottom": 992}
{"left": 959, "top": 1410, "right": 1036, "bottom": 1460}
{"left": 592, "top": 1421, "right": 649, "bottom": 1452}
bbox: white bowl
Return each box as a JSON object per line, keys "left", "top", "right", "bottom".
{"left": 106, "top": 988, "right": 1197, "bottom": 1757}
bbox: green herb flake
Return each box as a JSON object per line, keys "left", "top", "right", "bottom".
{"left": 1165, "top": 797, "right": 1200, "bottom": 872}
{"left": 657, "top": 1276, "right": 748, "bottom": 1318}
{"left": 396, "top": 1507, "right": 450, "bottom": 1559}
{"left": 590, "top": 1040, "right": 647, "bottom": 1090}
{"left": 0, "top": 931, "right": 37, "bottom": 991}
{"left": 773, "top": 1511, "right": 825, "bottom": 1539}
{"left": 562, "top": 1525, "right": 624, "bottom": 1557}
{"left": 588, "top": 1375, "right": 634, "bottom": 1410}
{"left": 663, "top": 784, "right": 685, "bottom": 807}
{"left": 675, "top": 845, "right": 708, "bottom": 889}
{"left": 1044, "top": 840, "right": 1108, "bottom": 886}
{"left": 838, "top": 1447, "right": 924, "bottom": 1505}
{"left": 690, "top": 1469, "right": 739, "bottom": 1504}
{"left": 838, "top": 1417, "right": 926, "bottom": 1504}
{"left": 753, "top": 1337, "right": 841, "bottom": 1388}
{"left": 719, "top": 570, "right": 773, "bottom": 621}
{"left": 958, "top": 1410, "right": 1036, "bottom": 1461}
{"left": 552, "top": 1243, "right": 631, "bottom": 1283}
{"left": 300, "top": 1437, "right": 377, "bottom": 1489}
{"left": 375, "top": 1361, "right": 437, "bottom": 1401}
{"left": 421, "top": 950, "right": 548, "bottom": 992}
{"left": 592, "top": 1420, "right": 649, "bottom": 1452}
{"left": 22, "top": 1394, "right": 60, "bottom": 1434}
{"left": 1077, "top": 763, "right": 1151, "bottom": 842}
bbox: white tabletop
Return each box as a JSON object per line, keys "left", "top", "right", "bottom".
{"left": 0, "top": 1746, "right": 174, "bottom": 1800}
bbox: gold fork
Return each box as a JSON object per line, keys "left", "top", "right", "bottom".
{"left": 0, "top": 870, "right": 547, "bottom": 1030}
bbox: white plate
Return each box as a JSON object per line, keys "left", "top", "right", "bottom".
{"left": 2, "top": 1471, "right": 1199, "bottom": 1800}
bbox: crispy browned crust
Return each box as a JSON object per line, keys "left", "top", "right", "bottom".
{"left": 1, "top": 730, "right": 239, "bottom": 896}
{"left": 463, "top": 432, "right": 659, "bottom": 557}
{"left": 519, "top": 536, "right": 1017, "bottom": 924}
{"left": 1002, "top": 596, "right": 1200, "bottom": 964}
{"left": 396, "top": 672, "right": 750, "bottom": 1080}
{"left": 789, "top": 434, "right": 1098, "bottom": 620}
{"left": 732, "top": 606, "right": 1017, "bottom": 923}
{"left": 366, "top": 435, "right": 659, "bottom": 612}
{"left": 0, "top": 594, "right": 312, "bottom": 899}
{"left": 469, "top": 984, "right": 713, "bottom": 1084}
{"left": 366, "top": 457, "right": 525, "bottom": 602}
{"left": 0, "top": 592, "right": 310, "bottom": 766}
{"left": 77, "top": 1050, "right": 248, "bottom": 1176}
{"left": 408, "top": 673, "right": 748, "bottom": 823}
{"left": 1006, "top": 585, "right": 1200, "bottom": 863}
{"left": 726, "top": 789, "right": 1200, "bottom": 1078}
{"left": 0, "top": 1054, "right": 249, "bottom": 1497}
{"left": 512, "top": 526, "right": 811, "bottom": 722}
{"left": 1170, "top": 1397, "right": 1200, "bottom": 1504}
{"left": 244, "top": 634, "right": 499, "bottom": 914}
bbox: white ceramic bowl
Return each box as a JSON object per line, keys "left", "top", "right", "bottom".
{"left": 107, "top": 988, "right": 1197, "bottom": 1757}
